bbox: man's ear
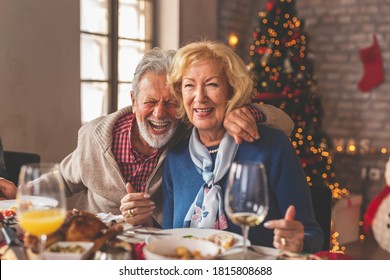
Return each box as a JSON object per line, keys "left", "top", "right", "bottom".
{"left": 130, "top": 91, "right": 136, "bottom": 107}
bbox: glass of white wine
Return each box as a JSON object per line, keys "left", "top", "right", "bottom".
{"left": 224, "top": 161, "right": 269, "bottom": 259}
{"left": 16, "top": 163, "right": 67, "bottom": 259}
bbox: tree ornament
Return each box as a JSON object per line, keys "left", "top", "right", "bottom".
{"left": 284, "top": 53, "right": 294, "bottom": 73}
{"left": 266, "top": 0, "right": 277, "bottom": 12}
{"left": 261, "top": 43, "right": 274, "bottom": 64}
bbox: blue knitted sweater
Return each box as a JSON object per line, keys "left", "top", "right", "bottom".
{"left": 162, "top": 125, "right": 324, "bottom": 253}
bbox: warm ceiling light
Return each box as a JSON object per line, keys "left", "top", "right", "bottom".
{"left": 228, "top": 33, "right": 239, "bottom": 47}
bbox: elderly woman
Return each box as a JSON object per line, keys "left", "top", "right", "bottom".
{"left": 162, "top": 41, "right": 323, "bottom": 253}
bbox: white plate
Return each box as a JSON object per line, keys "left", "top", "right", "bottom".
{"left": 0, "top": 196, "right": 58, "bottom": 210}
{"left": 146, "top": 228, "right": 250, "bottom": 256}
{"left": 144, "top": 237, "right": 220, "bottom": 260}
{"left": 0, "top": 200, "right": 17, "bottom": 210}
{"left": 44, "top": 241, "right": 94, "bottom": 260}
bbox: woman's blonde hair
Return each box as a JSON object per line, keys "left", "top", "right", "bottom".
{"left": 167, "top": 40, "right": 254, "bottom": 124}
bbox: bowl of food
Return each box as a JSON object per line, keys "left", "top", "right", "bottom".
{"left": 146, "top": 228, "right": 243, "bottom": 256}
{"left": 44, "top": 241, "right": 94, "bottom": 260}
{"left": 143, "top": 237, "right": 220, "bottom": 260}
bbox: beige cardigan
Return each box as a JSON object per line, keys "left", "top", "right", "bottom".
{"left": 60, "top": 104, "right": 293, "bottom": 224}
{"left": 60, "top": 106, "right": 186, "bottom": 223}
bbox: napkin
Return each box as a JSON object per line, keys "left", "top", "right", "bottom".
{"left": 314, "top": 251, "right": 352, "bottom": 260}
{"left": 131, "top": 242, "right": 145, "bottom": 260}
{"left": 96, "top": 213, "right": 124, "bottom": 226}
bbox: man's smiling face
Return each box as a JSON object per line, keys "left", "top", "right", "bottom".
{"left": 132, "top": 72, "right": 179, "bottom": 149}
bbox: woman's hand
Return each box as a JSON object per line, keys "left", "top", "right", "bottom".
{"left": 0, "top": 177, "right": 17, "bottom": 200}
{"left": 264, "top": 205, "right": 304, "bottom": 253}
{"left": 119, "top": 182, "right": 155, "bottom": 226}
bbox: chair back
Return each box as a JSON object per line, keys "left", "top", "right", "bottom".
{"left": 310, "top": 185, "right": 332, "bottom": 251}
{"left": 4, "top": 151, "right": 41, "bottom": 185}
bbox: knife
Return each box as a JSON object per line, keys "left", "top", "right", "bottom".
{"left": 123, "top": 229, "right": 172, "bottom": 236}
{"left": 1, "top": 225, "right": 27, "bottom": 260}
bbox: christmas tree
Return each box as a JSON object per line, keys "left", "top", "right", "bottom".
{"left": 249, "top": 0, "right": 348, "bottom": 200}
{"left": 249, "top": 0, "right": 353, "bottom": 252}
{"left": 249, "top": 0, "right": 354, "bottom": 252}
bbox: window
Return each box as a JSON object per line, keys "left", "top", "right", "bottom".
{"left": 80, "top": 0, "right": 153, "bottom": 124}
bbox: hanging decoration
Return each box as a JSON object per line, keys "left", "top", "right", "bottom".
{"left": 358, "top": 34, "right": 384, "bottom": 93}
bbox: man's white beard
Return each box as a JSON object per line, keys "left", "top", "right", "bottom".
{"left": 137, "top": 118, "right": 177, "bottom": 149}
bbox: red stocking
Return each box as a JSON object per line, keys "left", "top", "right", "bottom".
{"left": 358, "top": 34, "right": 384, "bottom": 92}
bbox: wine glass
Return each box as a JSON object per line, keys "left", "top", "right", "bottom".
{"left": 16, "top": 163, "right": 67, "bottom": 259}
{"left": 224, "top": 161, "right": 269, "bottom": 259}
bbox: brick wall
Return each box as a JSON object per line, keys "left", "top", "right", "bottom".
{"left": 296, "top": 0, "right": 390, "bottom": 208}
{"left": 218, "top": 0, "right": 390, "bottom": 210}
{"left": 217, "top": 0, "right": 260, "bottom": 63}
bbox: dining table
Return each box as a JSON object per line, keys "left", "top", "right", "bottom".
{"left": 106, "top": 224, "right": 281, "bottom": 260}
{"left": 3, "top": 212, "right": 387, "bottom": 260}
{"left": 0, "top": 217, "right": 283, "bottom": 260}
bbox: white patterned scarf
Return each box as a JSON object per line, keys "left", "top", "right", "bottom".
{"left": 183, "top": 128, "right": 238, "bottom": 229}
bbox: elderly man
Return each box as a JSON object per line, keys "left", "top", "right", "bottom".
{"left": 0, "top": 48, "right": 293, "bottom": 226}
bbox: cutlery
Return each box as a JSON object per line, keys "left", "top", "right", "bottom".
{"left": 224, "top": 245, "right": 276, "bottom": 258}
{"left": 1, "top": 225, "right": 27, "bottom": 260}
{"left": 124, "top": 225, "right": 143, "bottom": 231}
{"left": 122, "top": 230, "right": 171, "bottom": 236}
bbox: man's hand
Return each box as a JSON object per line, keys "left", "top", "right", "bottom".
{"left": 224, "top": 107, "right": 260, "bottom": 144}
{"left": 119, "top": 182, "right": 155, "bottom": 226}
{"left": 0, "top": 177, "right": 17, "bottom": 200}
{"left": 264, "top": 205, "right": 304, "bottom": 253}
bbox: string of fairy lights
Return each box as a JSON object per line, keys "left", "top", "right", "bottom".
{"left": 335, "top": 142, "right": 390, "bottom": 156}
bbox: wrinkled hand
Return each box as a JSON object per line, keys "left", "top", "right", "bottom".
{"left": 119, "top": 182, "right": 155, "bottom": 226}
{"left": 224, "top": 107, "right": 260, "bottom": 144}
{"left": 0, "top": 177, "right": 17, "bottom": 200}
{"left": 264, "top": 205, "right": 304, "bottom": 253}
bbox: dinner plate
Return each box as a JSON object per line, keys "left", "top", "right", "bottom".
{"left": 145, "top": 228, "right": 250, "bottom": 256}
{"left": 0, "top": 196, "right": 58, "bottom": 210}
{"left": 0, "top": 200, "right": 17, "bottom": 210}
{"left": 44, "top": 241, "right": 94, "bottom": 260}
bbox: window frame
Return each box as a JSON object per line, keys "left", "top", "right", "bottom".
{"left": 80, "top": 0, "right": 153, "bottom": 123}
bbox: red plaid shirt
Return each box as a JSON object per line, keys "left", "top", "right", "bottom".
{"left": 111, "top": 113, "right": 163, "bottom": 192}
{"left": 247, "top": 105, "right": 266, "bottom": 123}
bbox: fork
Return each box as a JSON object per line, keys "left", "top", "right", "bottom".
{"left": 122, "top": 230, "right": 171, "bottom": 236}
{"left": 225, "top": 245, "right": 277, "bottom": 258}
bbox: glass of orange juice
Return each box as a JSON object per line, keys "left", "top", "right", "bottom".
{"left": 16, "top": 163, "right": 66, "bottom": 259}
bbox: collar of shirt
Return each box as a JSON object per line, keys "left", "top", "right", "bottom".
{"left": 112, "top": 113, "right": 161, "bottom": 164}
